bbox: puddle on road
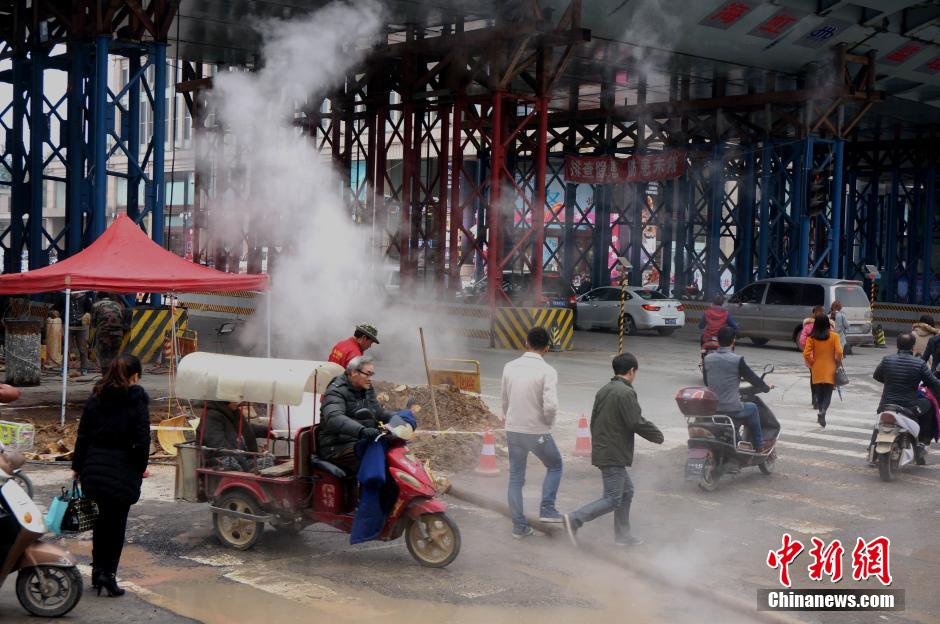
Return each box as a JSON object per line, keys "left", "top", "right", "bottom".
{"left": 100, "top": 542, "right": 718, "bottom": 624}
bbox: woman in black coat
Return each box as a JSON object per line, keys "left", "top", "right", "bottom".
{"left": 72, "top": 354, "right": 150, "bottom": 597}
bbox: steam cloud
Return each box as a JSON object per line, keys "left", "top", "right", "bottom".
{"left": 204, "top": 0, "right": 463, "bottom": 374}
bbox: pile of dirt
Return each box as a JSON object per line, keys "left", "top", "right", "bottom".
{"left": 407, "top": 430, "right": 507, "bottom": 474}
{"left": 374, "top": 381, "right": 502, "bottom": 473}
{"left": 374, "top": 381, "right": 499, "bottom": 431}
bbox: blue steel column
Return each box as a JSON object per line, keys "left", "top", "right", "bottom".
{"left": 923, "top": 168, "right": 936, "bottom": 305}
{"left": 592, "top": 185, "right": 612, "bottom": 287}
{"left": 757, "top": 142, "right": 771, "bottom": 279}
{"left": 673, "top": 174, "right": 688, "bottom": 294}
{"left": 8, "top": 55, "right": 27, "bottom": 273}
{"left": 828, "top": 139, "right": 844, "bottom": 278}
{"left": 659, "top": 179, "right": 675, "bottom": 295}
{"left": 150, "top": 42, "right": 167, "bottom": 248}
{"left": 705, "top": 146, "right": 722, "bottom": 298}
{"left": 126, "top": 53, "right": 142, "bottom": 221}
{"left": 844, "top": 170, "right": 858, "bottom": 279}
{"left": 90, "top": 35, "right": 110, "bottom": 239}
{"left": 797, "top": 136, "right": 813, "bottom": 277}
{"left": 28, "top": 53, "right": 45, "bottom": 268}
{"left": 66, "top": 44, "right": 88, "bottom": 257}
{"left": 737, "top": 149, "right": 755, "bottom": 286}
{"left": 628, "top": 183, "right": 642, "bottom": 286}
{"left": 884, "top": 170, "right": 900, "bottom": 302}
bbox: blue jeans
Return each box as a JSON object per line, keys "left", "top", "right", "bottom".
{"left": 569, "top": 466, "right": 634, "bottom": 541}
{"left": 507, "top": 432, "right": 563, "bottom": 532}
{"left": 735, "top": 402, "right": 764, "bottom": 449}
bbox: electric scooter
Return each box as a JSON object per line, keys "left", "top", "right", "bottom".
{"left": 0, "top": 448, "right": 82, "bottom": 617}
{"left": 677, "top": 365, "right": 780, "bottom": 491}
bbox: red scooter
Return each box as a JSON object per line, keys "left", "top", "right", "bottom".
{"left": 180, "top": 416, "right": 461, "bottom": 567}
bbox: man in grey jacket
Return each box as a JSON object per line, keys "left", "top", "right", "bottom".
{"left": 501, "top": 327, "right": 561, "bottom": 538}
{"left": 563, "top": 352, "right": 663, "bottom": 547}
{"left": 704, "top": 326, "right": 773, "bottom": 451}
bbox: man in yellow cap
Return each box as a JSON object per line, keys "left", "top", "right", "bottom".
{"left": 328, "top": 323, "right": 380, "bottom": 370}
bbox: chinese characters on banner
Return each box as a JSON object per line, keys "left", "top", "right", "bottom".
{"left": 699, "top": 1, "right": 759, "bottom": 30}
{"left": 564, "top": 151, "right": 687, "bottom": 185}
{"left": 747, "top": 7, "right": 807, "bottom": 40}
{"left": 767, "top": 534, "right": 892, "bottom": 588}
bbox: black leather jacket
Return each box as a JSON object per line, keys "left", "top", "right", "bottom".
{"left": 317, "top": 374, "right": 394, "bottom": 460}
{"left": 874, "top": 350, "right": 940, "bottom": 412}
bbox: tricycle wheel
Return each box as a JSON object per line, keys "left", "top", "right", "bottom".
{"left": 16, "top": 566, "right": 83, "bottom": 617}
{"left": 213, "top": 492, "right": 264, "bottom": 550}
{"left": 406, "top": 512, "right": 460, "bottom": 568}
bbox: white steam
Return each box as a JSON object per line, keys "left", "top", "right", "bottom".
{"left": 204, "top": 1, "right": 465, "bottom": 375}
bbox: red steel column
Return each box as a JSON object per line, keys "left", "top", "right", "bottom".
{"left": 487, "top": 93, "right": 505, "bottom": 309}
{"left": 449, "top": 98, "right": 464, "bottom": 295}
{"left": 531, "top": 96, "right": 549, "bottom": 296}
{"left": 436, "top": 103, "right": 450, "bottom": 292}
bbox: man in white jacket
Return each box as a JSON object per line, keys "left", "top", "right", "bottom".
{"left": 501, "top": 326, "right": 561, "bottom": 538}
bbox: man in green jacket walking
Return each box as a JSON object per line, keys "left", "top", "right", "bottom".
{"left": 563, "top": 352, "right": 663, "bottom": 547}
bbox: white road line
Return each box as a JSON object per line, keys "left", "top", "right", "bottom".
{"left": 784, "top": 431, "right": 871, "bottom": 447}
{"left": 735, "top": 488, "right": 883, "bottom": 521}
{"left": 756, "top": 517, "right": 839, "bottom": 535}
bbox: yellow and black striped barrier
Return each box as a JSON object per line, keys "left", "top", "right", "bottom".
{"left": 90, "top": 307, "right": 189, "bottom": 364}
{"left": 122, "top": 307, "right": 189, "bottom": 363}
{"left": 493, "top": 307, "right": 573, "bottom": 351}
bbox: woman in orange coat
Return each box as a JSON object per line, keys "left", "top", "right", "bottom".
{"left": 803, "top": 314, "right": 844, "bottom": 428}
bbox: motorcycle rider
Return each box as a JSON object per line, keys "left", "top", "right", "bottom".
{"left": 318, "top": 354, "right": 396, "bottom": 474}
{"left": 699, "top": 293, "right": 739, "bottom": 344}
{"left": 871, "top": 333, "right": 940, "bottom": 463}
{"left": 703, "top": 326, "right": 774, "bottom": 452}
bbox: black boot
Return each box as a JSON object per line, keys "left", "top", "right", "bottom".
{"left": 90, "top": 567, "right": 102, "bottom": 590}
{"left": 95, "top": 573, "right": 125, "bottom": 597}
{"left": 817, "top": 411, "right": 827, "bottom": 428}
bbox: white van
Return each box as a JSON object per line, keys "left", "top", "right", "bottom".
{"left": 727, "top": 277, "right": 873, "bottom": 346}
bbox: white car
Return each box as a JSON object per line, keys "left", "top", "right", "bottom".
{"left": 575, "top": 286, "right": 685, "bottom": 335}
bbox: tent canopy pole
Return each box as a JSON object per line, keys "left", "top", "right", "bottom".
{"left": 60, "top": 281, "right": 71, "bottom": 426}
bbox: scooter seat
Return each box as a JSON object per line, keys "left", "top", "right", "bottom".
{"left": 309, "top": 456, "right": 346, "bottom": 479}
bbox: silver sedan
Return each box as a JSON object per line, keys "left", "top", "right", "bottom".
{"left": 575, "top": 286, "right": 686, "bottom": 335}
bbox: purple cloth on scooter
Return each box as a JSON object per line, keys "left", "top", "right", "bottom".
{"left": 350, "top": 411, "right": 417, "bottom": 544}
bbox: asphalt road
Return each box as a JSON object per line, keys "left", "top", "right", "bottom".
{"left": 2, "top": 327, "right": 935, "bottom": 623}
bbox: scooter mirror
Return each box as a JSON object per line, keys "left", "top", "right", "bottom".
{"left": 763, "top": 364, "right": 775, "bottom": 374}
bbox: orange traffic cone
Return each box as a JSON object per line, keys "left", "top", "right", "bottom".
{"left": 574, "top": 415, "right": 592, "bottom": 457}
{"left": 474, "top": 430, "right": 500, "bottom": 476}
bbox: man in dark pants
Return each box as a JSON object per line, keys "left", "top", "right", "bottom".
{"left": 563, "top": 352, "right": 663, "bottom": 547}
{"left": 871, "top": 333, "right": 940, "bottom": 463}
{"left": 318, "top": 355, "right": 395, "bottom": 474}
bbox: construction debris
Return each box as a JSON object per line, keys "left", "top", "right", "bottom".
{"left": 374, "top": 381, "right": 502, "bottom": 473}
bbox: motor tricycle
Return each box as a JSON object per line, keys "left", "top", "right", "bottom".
{"left": 0, "top": 447, "right": 82, "bottom": 617}
{"left": 676, "top": 365, "right": 780, "bottom": 491}
{"left": 173, "top": 352, "right": 461, "bottom": 568}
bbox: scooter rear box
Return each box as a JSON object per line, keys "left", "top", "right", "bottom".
{"left": 675, "top": 387, "right": 719, "bottom": 416}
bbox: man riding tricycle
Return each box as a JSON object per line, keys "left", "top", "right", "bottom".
{"left": 173, "top": 352, "right": 461, "bottom": 567}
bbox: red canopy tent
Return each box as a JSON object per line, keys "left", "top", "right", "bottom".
{"left": 0, "top": 215, "right": 270, "bottom": 423}
{"left": 0, "top": 215, "right": 268, "bottom": 293}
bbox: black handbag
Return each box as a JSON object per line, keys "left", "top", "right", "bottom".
{"left": 835, "top": 366, "right": 850, "bottom": 387}
{"left": 62, "top": 481, "right": 98, "bottom": 533}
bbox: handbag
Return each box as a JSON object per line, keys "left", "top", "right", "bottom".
{"left": 835, "top": 365, "right": 850, "bottom": 387}
{"left": 44, "top": 488, "right": 70, "bottom": 535}
{"left": 61, "top": 481, "right": 98, "bottom": 533}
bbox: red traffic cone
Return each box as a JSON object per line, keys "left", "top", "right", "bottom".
{"left": 474, "top": 430, "right": 500, "bottom": 476}
{"left": 143, "top": 469, "right": 150, "bottom": 478}
{"left": 574, "top": 415, "right": 592, "bottom": 457}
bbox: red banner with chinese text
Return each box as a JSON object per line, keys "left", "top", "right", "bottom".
{"left": 564, "top": 151, "right": 686, "bottom": 184}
